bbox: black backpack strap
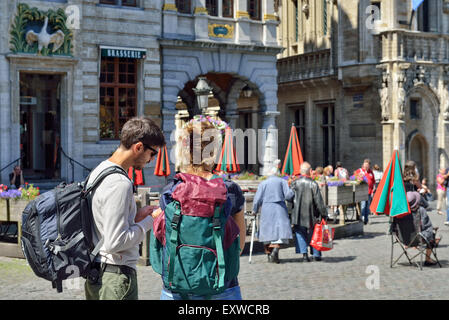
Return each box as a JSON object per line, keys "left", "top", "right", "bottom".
{"left": 83, "top": 165, "right": 129, "bottom": 196}
{"left": 81, "top": 165, "right": 129, "bottom": 260}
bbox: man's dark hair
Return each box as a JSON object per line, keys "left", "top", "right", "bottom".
{"left": 120, "top": 117, "right": 165, "bottom": 149}
{"left": 336, "top": 161, "right": 342, "bottom": 168}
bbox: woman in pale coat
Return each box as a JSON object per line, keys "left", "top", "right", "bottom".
{"left": 252, "top": 165, "right": 294, "bottom": 263}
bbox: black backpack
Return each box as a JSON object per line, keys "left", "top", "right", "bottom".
{"left": 20, "top": 166, "right": 128, "bottom": 292}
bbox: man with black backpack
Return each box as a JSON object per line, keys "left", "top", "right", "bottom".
{"left": 84, "top": 117, "right": 165, "bottom": 300}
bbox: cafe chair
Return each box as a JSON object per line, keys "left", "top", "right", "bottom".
{"left": 389, "top": 212, "right": 442, "bottom": 271}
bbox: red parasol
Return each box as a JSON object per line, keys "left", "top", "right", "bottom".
{"left": 154, "top": 145, "right": 171, "bottom": 177}
{"left": 281, "top": 124, "right": 304, "bottom": 176}
{"left": 216, "top": 127, "right": 240, "bottom": 173}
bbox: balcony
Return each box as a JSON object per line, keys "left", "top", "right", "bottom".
{"left": 379, "top": 30, "right": 449, "bottom": 63}
{"left": 277, "top": 49, "right": 335, "bottom": 84}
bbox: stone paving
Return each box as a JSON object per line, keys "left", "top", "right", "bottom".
{"left": 1, "top": 201, "right": 449, "bottom": 300}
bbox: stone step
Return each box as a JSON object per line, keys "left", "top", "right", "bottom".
{"left": 25, "top": 179, "right": 65, "bottom": 193}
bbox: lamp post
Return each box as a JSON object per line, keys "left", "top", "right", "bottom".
{"left": 242, "top": 85, "right": 253, "bottom": 98}
{"left": 193, "top": 77, "right": 211, "bottom": 115}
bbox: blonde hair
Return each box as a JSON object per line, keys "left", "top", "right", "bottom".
{"left": 177, "top": 119, "right": 222, "bottom": 175}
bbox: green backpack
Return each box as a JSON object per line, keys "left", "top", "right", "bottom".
{"left": 150, "top": 173, "right": 241, "bottom": 298}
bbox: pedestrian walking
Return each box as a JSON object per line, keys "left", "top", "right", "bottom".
{"left": 403, "top": 160, "right": 428, "bottom": 209}
{"left": 334, "top": 161, "right": 349, "bottom": 180}
{"left": 323, "top": 165, "right": 333, "bottom": 180}
{"left": 442, "top": 166, "right": 449, "bottom": 225}
{"left": 290, "top": 162, "right": 328, "bottom": 262}
{"left": 252, "top": 164, "right": 294, "bottom": 263}
{"left": 403, "top": 160, "right": 422, "bottom": 192}
{"left": 372, "top": 164, "right": 383, "bottom": 194}
{"left": 84, "top": 116, "right": 165, "bottom": 300}
{"left": 355, "top": 159, "right": 375, "bottom": 225}
{"left": 152, "top": 117, "right": 246, "bottom": 300}
{"left": 419, "top": 178, "right": 432, "bottom": 202}
{"left": 436, "top": 168, "right": 446, "bottom": 216}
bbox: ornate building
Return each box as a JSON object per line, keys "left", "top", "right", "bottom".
{"left": 0, "top": 0, "right": 280, "bottom": 188}
{"left": 276, "top": 0, "right": 449, "bottom": 191}
{"left": 0, "top": 0, "right": 163, "bottom": 187}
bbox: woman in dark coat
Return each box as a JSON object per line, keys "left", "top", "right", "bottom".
{"left": 407, "top": 191, "right": 441, "bottom": 266}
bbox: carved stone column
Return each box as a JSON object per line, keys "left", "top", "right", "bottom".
{"left": 193, "top": 0, "right": 209, "bottom": 41}
{"left": 379, "top": 68, "right": 391, "bottom": 121}
{"left": 235, "top": 0, "right": 251, "bottom": 44}
{"left": 259, "top": 110, "right": 280, "bottom": 175}
{"left": 162, "top": 0, "right": 178, "bottom": 38}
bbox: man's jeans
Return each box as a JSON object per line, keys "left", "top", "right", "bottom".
{"left": 293, "top": 225, "right": 321, "bottom": 257}
{"left": 360, "top": 194, "right": 373, "bottom": 223}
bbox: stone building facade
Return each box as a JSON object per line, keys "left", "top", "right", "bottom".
{"left": 0, "top": 0, "right": 162, "bottom": 186}
{"left": 0, "top": 0, "right": 280, "bottom": 188}
{"left": 276, "top": 0, "right": 449, "bottom": 191}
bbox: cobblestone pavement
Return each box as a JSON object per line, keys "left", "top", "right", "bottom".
{"left": 1, "top": 202, "right": 449, "bottom": 300}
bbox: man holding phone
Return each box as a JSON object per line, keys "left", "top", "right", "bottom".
{"left": 84, "top": 117, "right": 165, "bottom": 300}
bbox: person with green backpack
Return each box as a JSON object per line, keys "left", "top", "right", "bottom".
{"left": 150, "top": 118, "right": 246, "bottom": 300}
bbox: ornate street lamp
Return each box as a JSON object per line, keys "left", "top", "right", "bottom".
{"left": 242, "top": 85, "right": 253, "bottom": 98}
{"left": 193, "top": 77, "right": 211, "bottom": 114}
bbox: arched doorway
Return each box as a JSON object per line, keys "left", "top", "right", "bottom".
{"left": 408, "top": 134, "right": 428, "bottom": 181}
{"left": 174, "top": 73, "right": 263, "bottom": 171}
{"left": 402, "top": 82, "right": 439, "bottom": 191}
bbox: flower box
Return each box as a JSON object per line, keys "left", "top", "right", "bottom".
{"left": 8, "top": 199, "right": 29, "bottom": 222}
{"left": 353, "top": 183, "right": 369, "bottom": 202}
{"left": 233, "top": 180, "right": 261, "bottom": 193}
{"left": 327, "top": 186, "right": 354, "bottom": 206}
{"left": 0, "top": 199, "right": 9, "bottom": 221}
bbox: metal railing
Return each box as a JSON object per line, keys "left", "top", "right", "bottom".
{"left": 0, "top": 156, "right": 24, "bottom": 175}
{"left": 277, "top": 49, "right": 336, "bottom": 84}
{"left": 59, "top": 147, "right": 91, "bottom": 183}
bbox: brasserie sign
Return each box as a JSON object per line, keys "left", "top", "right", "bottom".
{"left": 100, "top": 46, "right": 146, "bottom": 59}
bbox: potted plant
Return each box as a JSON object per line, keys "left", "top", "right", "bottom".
{"left": 326, "top": 177, "right": 353, "bottom": 206}
{"left": 345, "top": 175, "right": 369, "bottom": 203}
{"left": 0, "top": 184, "right": 11, "bottom": 221}
{"left": 9, "top": 183, "right": 39, "bottom": 222}
{"left": 231, "top": 171, "right": 261, "bottom": 192}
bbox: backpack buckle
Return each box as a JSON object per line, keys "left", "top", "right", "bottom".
{"left": 212, "top": 218, "right": 221, "bottom": 230}
{"left": 171, "top": 213, "right": 181, "bottom": 230}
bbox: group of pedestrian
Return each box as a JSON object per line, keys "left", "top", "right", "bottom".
{"left": 253, "top": 161, "right": 328, "bottom": 264}
{"left": 82, "top": 114, "right": 447, "bottom": 301}
{"left": 436, "top": 166, "right": 449, "bottom": 226}
{"left": 85, "top": 116, "right": 247, "bottom": 301}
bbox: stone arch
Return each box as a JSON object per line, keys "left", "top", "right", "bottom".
{"left": 406, "top": 132, "right": 429, "bottom": 181}
{"left": 161, "top": 46, "right": 279, "bottom": 175}
{"left": 161, "top": 47, "right": 279, "bottom": 118}
{"left": 406, "top": 83, "right": 440, "bottom": 120}
{"left": 404, "top": 83, "right": 439, "bottom": 191}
